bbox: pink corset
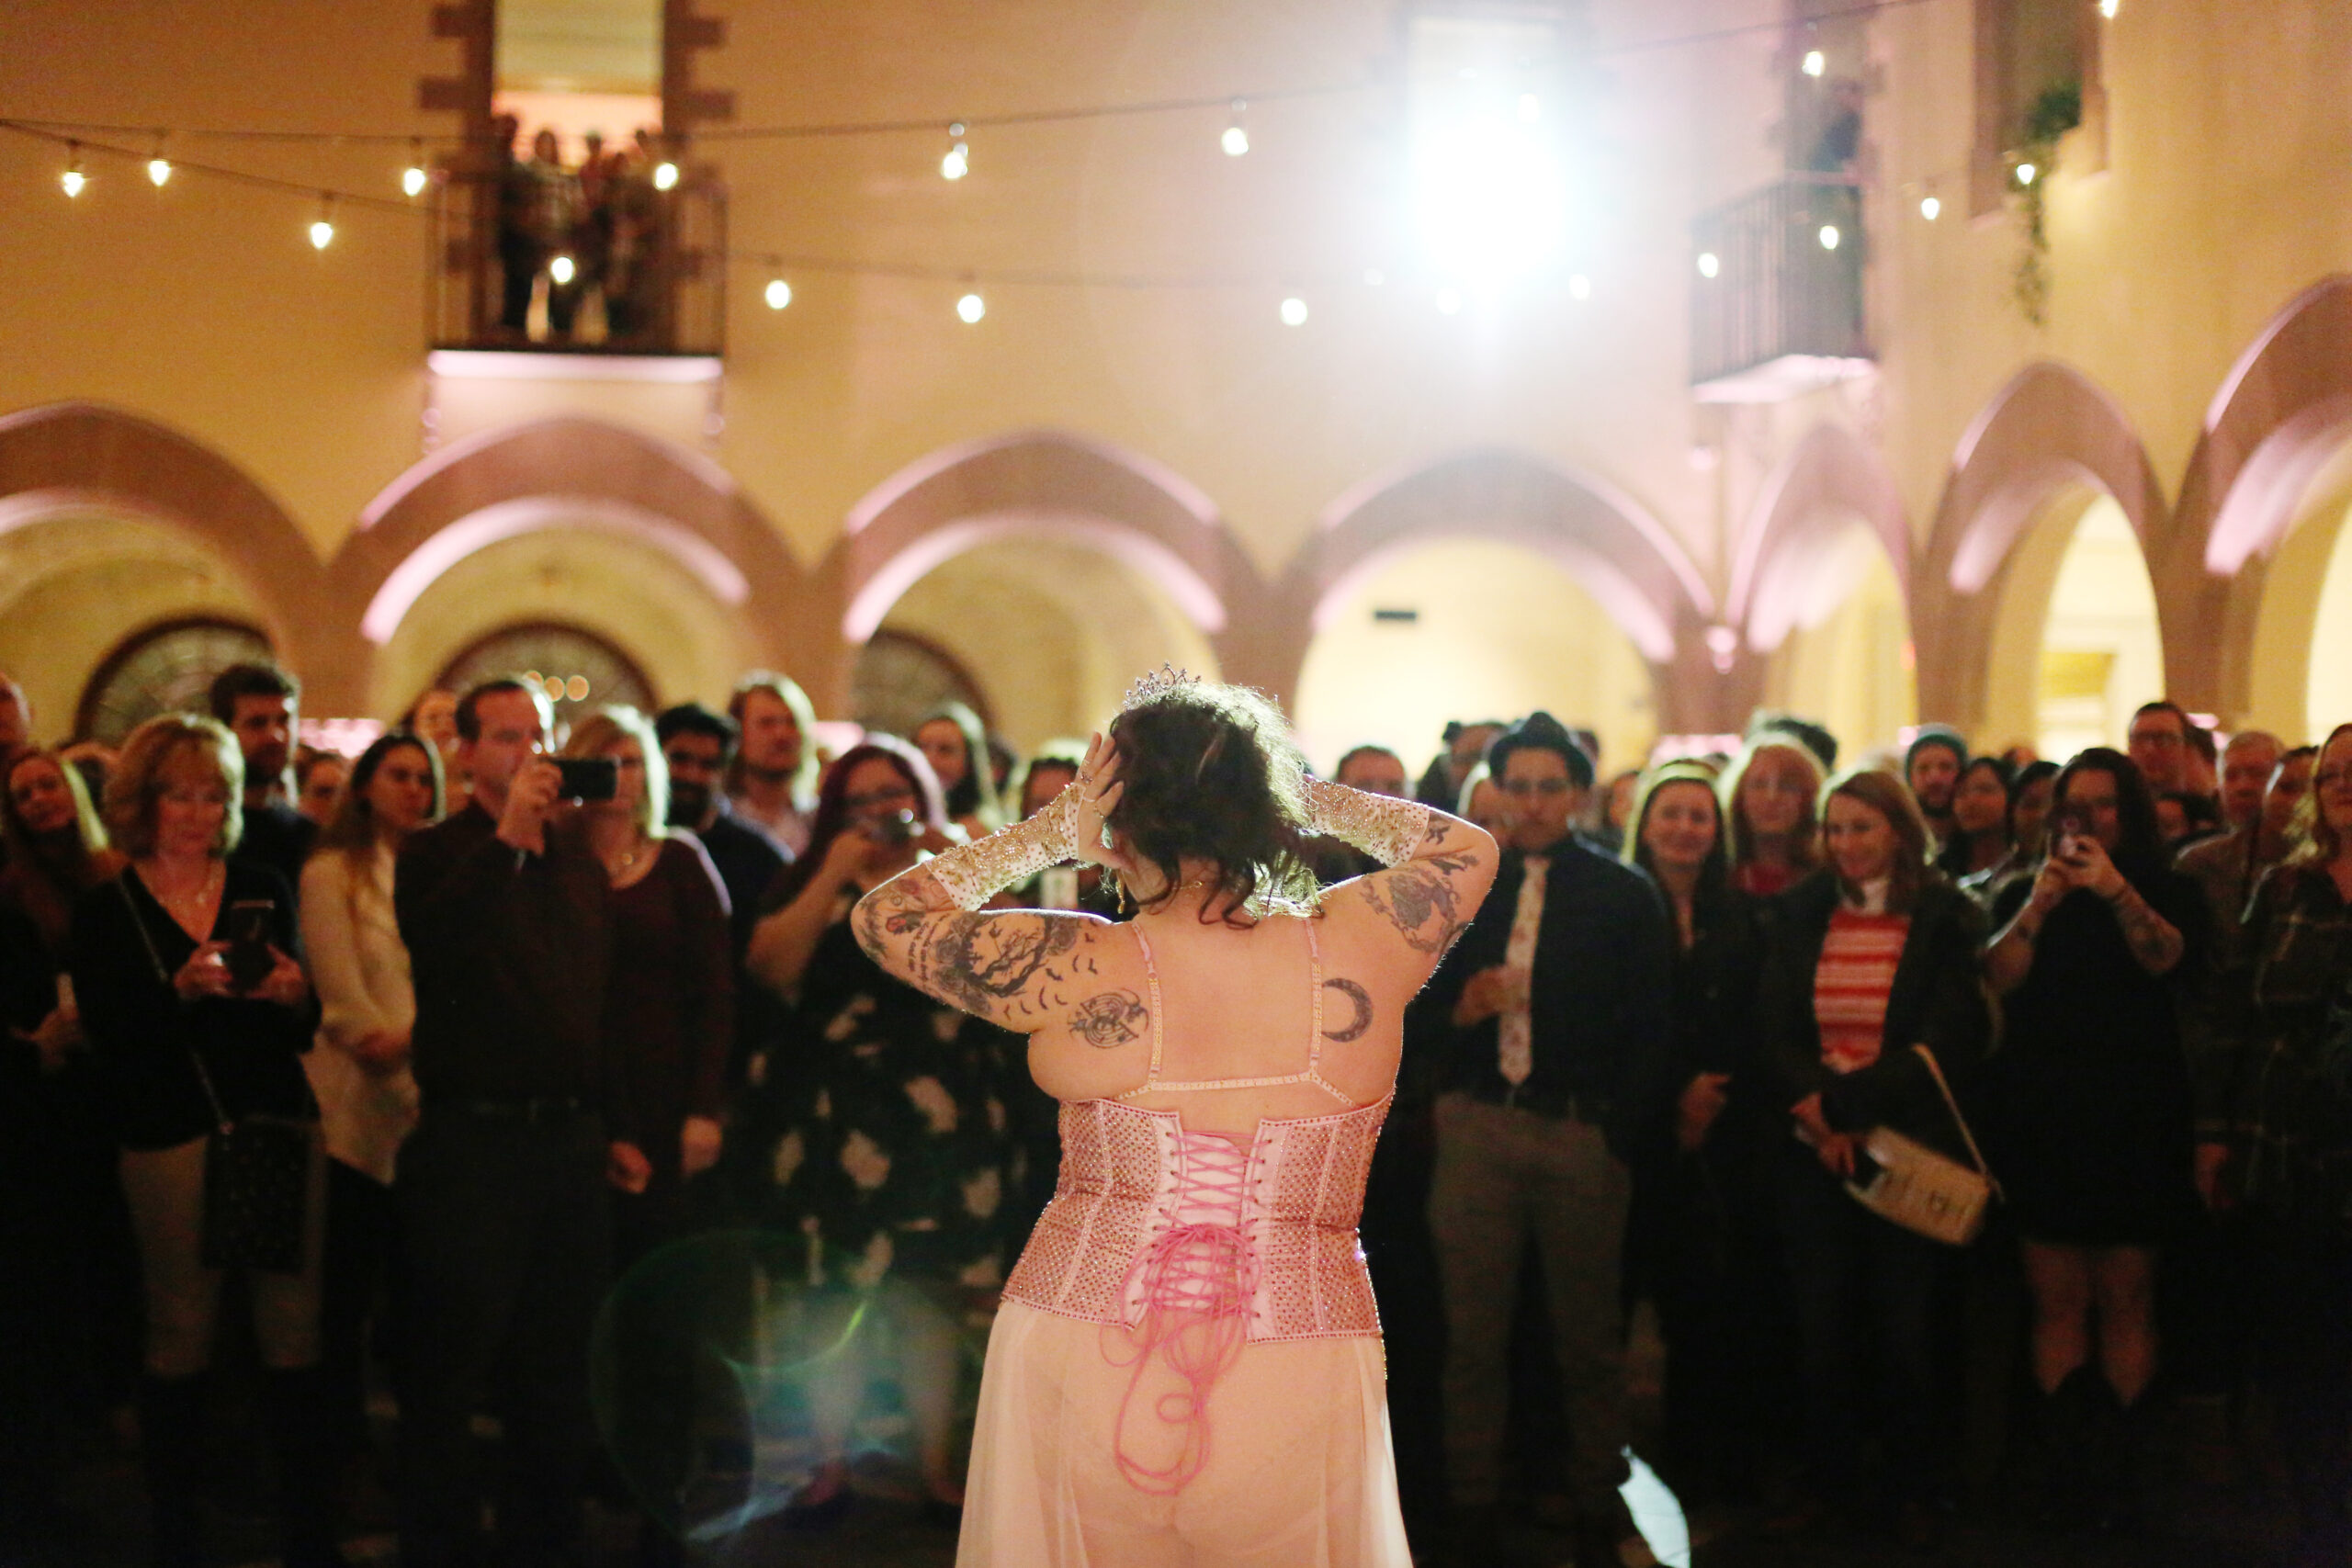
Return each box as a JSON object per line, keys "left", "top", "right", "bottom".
{"left": 1001, "top": 1093, "right": 1391, "bottom": 1340}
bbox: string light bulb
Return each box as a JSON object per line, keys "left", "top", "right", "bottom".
{"left": 764, "top": 277, "right": 792, "bottom": 310}
{"left": 309, "top": 194, "right": 335, "bottom": 250}
{"left": 653, "top": 159, "right": 679, "bottom": 191}
{"left": 1279, "top": 296, "right": 1307, "bottom": 326}
{"left": 402, "top": 140, "right": 428, "bottom": 197}
{"left": 1696, "top": 252, "right": 1720, "bottom": 278}
{"left": 1919, "top": 194, "right": 1941, "bottom": 220}
{"left": 147, "top": 136, "right": 172, "bottom": 187}
{"left": 1221, "top": 101, "right": 1249, "bottom": 158}
{"left": 956, "top": 290, "right": 985, "bottom": 323}
{"left": 942, "top": 123, "right": 970, "bottom": 181}
{"left": 2015, "top": 161, "right": 2038, "bottom": 186}
{"left": 60, "top": 144, "right": 85, "bottom": 198}
{"left": 2098, "top": 0, "right": 2118, "bottom": 16}
{"left": 1818, "top": 224, "right": 1841, "bottom": 250}
{"left": 548, "top": 254, "right": 575, "bottom": 285}
{"left": 1803, "top": 48, "right": 1826, "bottom": 77}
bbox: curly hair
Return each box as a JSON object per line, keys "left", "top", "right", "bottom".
{"left": 1103, "top": 681, "right": 1317, "bottom": 923}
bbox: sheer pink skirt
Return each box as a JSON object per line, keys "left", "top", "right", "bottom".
{"left": 957, "top": 1301, "right": 1410, "bottom": 1566}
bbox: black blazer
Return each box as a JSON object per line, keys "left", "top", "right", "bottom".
{"left": 1421, "top": 839, "right": 1674, "bottom": 1159}
{"left": 1757, "top": 871, "right": 1991, "bottom": 1154}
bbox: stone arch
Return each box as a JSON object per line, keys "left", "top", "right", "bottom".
{"left": 1915, "top": 361, "right": 2168, "bottom": 732}
{"left": 0, "top": 401, "right": 333, "bottom": 685}
{"left": 2173, "top": 275, "right": 2352, "bottom": 727}
{"left": 1273, "top": 447, "right": 1716, "bottom": 730}
{"left": 334, "top": 416, "right": 808, "bottom": 708}
{"left": 827, "top": 429, "right": 1266, "bottom": 712}
{"left": 1728, "top": 423, "right": 1912, "bottom": 653}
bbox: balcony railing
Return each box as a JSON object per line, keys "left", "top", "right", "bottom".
{"left": 426, "top": 157, "right": 727, "bottom": 359}
{"left": 1690, "top": 175, "right": 1869, "bottom": 400}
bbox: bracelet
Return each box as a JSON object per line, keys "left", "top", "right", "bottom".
{"left": 924, "top": 788, "right": 1082, "bottom": 909}
{"left": 1304, "top": 777, "right": 1430, "bottom": 867}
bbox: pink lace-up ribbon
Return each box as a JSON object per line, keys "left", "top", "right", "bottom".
{"left": 1101, "top": 1131, "right": 1255, "bottom": 1495}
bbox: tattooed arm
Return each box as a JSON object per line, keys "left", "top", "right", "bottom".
{"left": 1309, "top": 779, "right": 1498, "bottom": 963}
{"left": 2105, "top": 880, "right": 2188, "bottom": 976}
{"left": 853, "top": 792, "right": 1118, "bottom": 1032}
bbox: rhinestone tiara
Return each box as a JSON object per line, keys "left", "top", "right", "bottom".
{"left": 1121, "top": 662, "right": 1200, "bottom": 710}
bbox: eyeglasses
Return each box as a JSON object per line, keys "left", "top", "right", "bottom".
{"left": 1501, "top": 778, "right": 1574, "bottom": 796}
{"left": 844, "top": 784, "right": 917, "bottom": 810}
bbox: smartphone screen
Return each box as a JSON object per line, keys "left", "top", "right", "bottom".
{"left": 225, "top": 899, "right": 275, "bottom": 991}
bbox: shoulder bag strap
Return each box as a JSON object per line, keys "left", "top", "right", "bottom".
{"left": 116, "top": 875, "right": 233, "bottom": 1136}
{"left": 1908, "top": 1042, "right": 1996, "bottom": 1190}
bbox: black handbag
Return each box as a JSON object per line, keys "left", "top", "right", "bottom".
{"left": 119, "top": 878, "right": 312, "bottom": 1273}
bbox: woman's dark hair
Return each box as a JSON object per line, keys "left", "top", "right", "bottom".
{"left": 1, "top": 747, "right": 123, "bottom": 957}
{"left": 916, "top": 702, "right": 1004, "bottom": 830}
{"left": 1934, "top": 755, "right": 2016, "bottom": 877}
{"left": 1624, "top": 761, "right": 1729, "bottom": 904}
{"left": 1103, "top": 681, "right": 1315, "bottom": 924}
{"left": 2050, "top": 746, "right": 2165, "bottom": 882}
{"left": 313, "top": 731, "right": 445, "bottom": 860}
{"left": 767, "top": 737, "right": 947, "bottom": 907}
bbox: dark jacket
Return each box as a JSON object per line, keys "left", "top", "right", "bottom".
{"left": 394, "top": 801, "right": 613, "bottom": 1111}
{"left": 1421, "top": 838, "right": 1674, "bottom": 1160}
{"left": 1654, "top": 880, "right": 1767, "bottom": 1158}
{"left": 1757, "top": 871, "right": 1991, "bottom": 1156}
{"left": 71, "top": 861, "right": 320, "bottom": 1150}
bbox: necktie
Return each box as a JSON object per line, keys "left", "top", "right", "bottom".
{"left": 1498, "top": 855, "right": 1550, "bottom": 1087}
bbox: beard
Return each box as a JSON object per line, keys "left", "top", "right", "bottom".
{"left": 667, "top": 778, "right": 710, "bottom": 827}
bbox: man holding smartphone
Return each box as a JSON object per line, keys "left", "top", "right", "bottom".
{"left": 393, "top": 675, "right": 634, "bottom": 1568}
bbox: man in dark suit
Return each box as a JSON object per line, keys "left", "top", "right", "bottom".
{"left": 1419, "top": 711, "right": 1673, "bottom": 1568}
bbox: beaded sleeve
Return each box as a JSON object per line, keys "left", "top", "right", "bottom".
{"left": 924, "top": 786, "right": 1084, "bottom": 909}
{"left": 1304, "top": 777, "right": 1432, "bottom": 868}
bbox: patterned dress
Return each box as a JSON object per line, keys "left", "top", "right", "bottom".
{"left": 758, "top": 906, "right": 1017, "bottom": 1292}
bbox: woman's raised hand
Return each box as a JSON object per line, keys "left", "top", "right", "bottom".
{"left": 1071, "top": 731, "right": 1136, "bottom": 875}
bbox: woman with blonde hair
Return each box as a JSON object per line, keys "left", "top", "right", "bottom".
{"left": 559, "top": 705, "right": 732, "bottom": 1562}
{"left": 2195, "top": 722, "right": 2352, "bottom": 1549}
{"left": 68, "top": 715, "right": 339, "bottom": 1568}
{"left": 855, "top": 672, "right": 1498, "bottom": 1565}
{"left": 1721, "top": 737, "right": 1826, "bottom": 897}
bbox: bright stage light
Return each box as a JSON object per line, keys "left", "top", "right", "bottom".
{"left": 1412, "top": 109, "right": 1568, "bottom": 286}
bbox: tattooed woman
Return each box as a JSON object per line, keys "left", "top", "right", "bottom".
{"left": 1980, "top": 746, "right": 2204, "bottom": 1520}
{"left": 742, "top": 735, "right": 1013, "bottom": 1527}
{"left": 855, "top": 671, "right": 1498, "bottom": 1567}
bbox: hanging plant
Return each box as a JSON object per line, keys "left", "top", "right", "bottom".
{"left": 2009, "top": 80, "right": 2083, "bottom": 326}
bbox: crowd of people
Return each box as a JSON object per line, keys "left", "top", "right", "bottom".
{"left": 0, "top": 652, "right": 2347, "bottom": 1567}
{"left": 491, "top": 116, "right": 670, "bottom": 346}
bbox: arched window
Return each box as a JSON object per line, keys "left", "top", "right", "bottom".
{"left": 77, "top": 617, "right": 276, "bottom": 744}
{"left": 852, "top": 629, "right": 990, "bottom": 741}
{"left": 434, "top": 621, "right": 655, "bottom": 728}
